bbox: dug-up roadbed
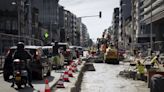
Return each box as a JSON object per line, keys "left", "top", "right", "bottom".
{"left": 71, "top": 63, "right": 95, "bottom": 92}
{"left": 53, "top": 61, "right": 95, "bottom": 92}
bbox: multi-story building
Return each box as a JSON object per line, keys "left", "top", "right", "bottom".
{"left": 59, "top": 5, "right": 65, "bottom": 42}
{"left": 131, "top": 0, "right": 143, "bottom": 49}
{"left": 112, "top": 7, "right": 119, "bottom": 42}
{"left": 64, "top": 10, "right": 80, "bottom": 46}
{"left": 0, "top": 0, "right": 35, "bottom": 54}
{"left": 77, "top": 18, "right": 83, "bottom": 46}
{"left": 64, "top": 10, "right": 72, "bottom": 45}
{"left": 140, "top": 0, "right": 164, "bottom": 51}
{"left": 81, "top": 23, "right": 88, "bottom": 47}
{"left": 32, "top": 0, "right": 60, "bottom": 43}
{"left": 71, "top": 14, "right": 78, "bottom": 45}
{"left": 119, "top": 0, "right": 132, "bottom": 49}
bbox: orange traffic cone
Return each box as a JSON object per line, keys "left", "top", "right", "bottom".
{"left": 69, "top": 60, "right": 74, "bottom": 65}
{"left": 45, "top": 79, "right": 51, "bottom": 92}
{"left": 56, "top": 75, "right": 65, "bottom": 88}
{"left": 71, "top": 62, "right": 77, "bottom": 67}
{"left": 63, "top": 71, "right": 70, "bottom": 82}
{"left": 71, "top": 63, "right": 78, "bottom": 72}
{"left": 72, "top": 65, "right": 78, "bottom": 72}
{"left": 68, "top": 68, "right": 74, "bottom": 77}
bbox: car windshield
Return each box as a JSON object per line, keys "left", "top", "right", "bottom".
{"left": 58, "top": 45, "right": 67, "bottom": 51}
{"left": 42, "top": 49, "right": 52, "bottom": 56}
{"left": 26, "top": 49, "right": 36, "bottom": 55}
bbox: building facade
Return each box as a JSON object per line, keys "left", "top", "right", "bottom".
{"left": 140, "top": 0, "right": 164, "bottom": 51}
{"left": 119, "top": 0, "right": 132, "bottom": 49}
{"left": 81, "top": 23, "right": 88, "bottom": 47}
{"left": 0, "top": 0, "right": 35, "bottom": 54}
{"left": 112, "top": 7, "right": 119, "bottom": 42}
{"left": 59, "top": 5, "right": 65, "bottom": 42}
{"left": 32, "top": 0, "right": 60, "bottom": 43}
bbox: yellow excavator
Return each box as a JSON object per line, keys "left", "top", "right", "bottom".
{"left": 104, "top": 45, "right": 119, "bottom": 64}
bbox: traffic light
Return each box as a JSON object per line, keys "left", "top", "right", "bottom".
{"left": 99, "top": 11, "right": 102, "bottom": 18}
{"left": 44, "top": 31, "right": 49, "bottom": 39}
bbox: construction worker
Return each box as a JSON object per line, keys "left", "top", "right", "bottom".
{"left": 136, "top": 60, "right": 145, "bottom": 81}
{"left": 151, "top": 55, "right": 160, "bottom": 68}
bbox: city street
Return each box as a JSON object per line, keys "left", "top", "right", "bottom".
{"left": 0, "top": 70, "right": 62, "bottom": 92}
{"left": 81, "top": 63, "right": 150, "bottom": 92}
{"left": 0, "top": 0, "right": 164, "bottom": 92}
{"left": 0, "top": 60, "right": 84, "bottom": 92}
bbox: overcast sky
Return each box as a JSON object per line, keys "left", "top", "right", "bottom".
{"left": 59, "top": 0, "right": 120, "bottom": 42}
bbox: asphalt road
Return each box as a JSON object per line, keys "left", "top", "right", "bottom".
{"left": 81, "top": 63, "right": 150, "bottom": 92}
{"left": 0, "top": 70, "right": 62, "bottom": 92}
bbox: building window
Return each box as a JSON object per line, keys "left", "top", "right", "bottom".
{"left": 6, "top": 20, "right": 11, "bottom": 30}
{"left": 12, "top": 21, "right": 17, "bottom": 30}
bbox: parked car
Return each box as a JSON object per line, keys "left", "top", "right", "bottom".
{"left": 69, "top": 46, "right": 84, "bottom": 57}
{"left": 42, "top": 46, "right": 64, "bottom": 69}
{"left": 3, "top": 46, "right": 52, "bottom": 80}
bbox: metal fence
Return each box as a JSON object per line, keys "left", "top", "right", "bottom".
{"left": 0, "top": 33, "right": 44, "bottom": 69}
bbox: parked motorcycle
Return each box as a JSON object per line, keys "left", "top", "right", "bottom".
{"left": 13, "top": 59, "right": 28, "bottom": 89}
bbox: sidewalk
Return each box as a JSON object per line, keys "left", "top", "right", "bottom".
{"left": 0, "top": 70, "right": 3, "bottom": 74}
{"left": 32, "top": 71, "right": 62, "bottom": 92}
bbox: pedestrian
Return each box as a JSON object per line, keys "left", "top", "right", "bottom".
{"left": 151, "top": 55, "right": 160, "bottom": 68}
{"left": 136, "top": 60, "right": 145, "bottom": 81}
{"left": 75, "top": 47, "right": 79, "bottom": 58}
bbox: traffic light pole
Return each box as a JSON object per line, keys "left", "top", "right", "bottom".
{"left": 79, "top": 11, "right": 102, "bottom": 18}
{"left": 79, "top": 15, "right": 100, "bottom": 18}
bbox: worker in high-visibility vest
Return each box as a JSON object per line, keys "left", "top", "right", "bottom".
{"left": 151, "top": 55, "right": 160, "bottom": 68}
{"left": 136, "top": 60, "right": 145, "bottom": 81}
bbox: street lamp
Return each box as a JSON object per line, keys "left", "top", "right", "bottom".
{"left": 150, "top": 0, "right": 153, "bottom": 53}
{"left": 79, "top": 11, "right": 102, "bottom": 18}
{"left": 11, "top": 1, "right": 16, "bottom": 5}
{"left": 11, "top": 1, "right": 20, "bottom": 41}
{"left": 25, "top": 0, "right": 32, "bottom": 45}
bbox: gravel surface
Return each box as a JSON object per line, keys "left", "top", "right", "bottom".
{"left": 81, "top": 63, "right": 150, "bottom": 92}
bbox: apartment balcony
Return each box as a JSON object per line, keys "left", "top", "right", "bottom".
{"left": 136, "top": 32, "right": 156, "bottom": 38}
{"left": 141, "top": 6, "right": 164, "bottom": 24}
{"left": 140, "top": 0, "right": 151, "bottom": 9}
{"left": 140, "top": 0, "right": 163, "bottom": 16}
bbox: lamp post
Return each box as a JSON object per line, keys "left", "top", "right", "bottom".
{"left": 26, "top": 0, "right": 32, "bottom": 45}
{"left": 11, "top": 1, "right": 20, "bottom": 41}
{"left": 150, "top": 0, "right": 153, "bottom": 52}
{"left": 79, "top": 11, "right": 102, "bottom": 18}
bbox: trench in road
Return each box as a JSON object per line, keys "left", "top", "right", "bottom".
{"left": 80, "top": 63, "right": 150, "bottom": 92}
